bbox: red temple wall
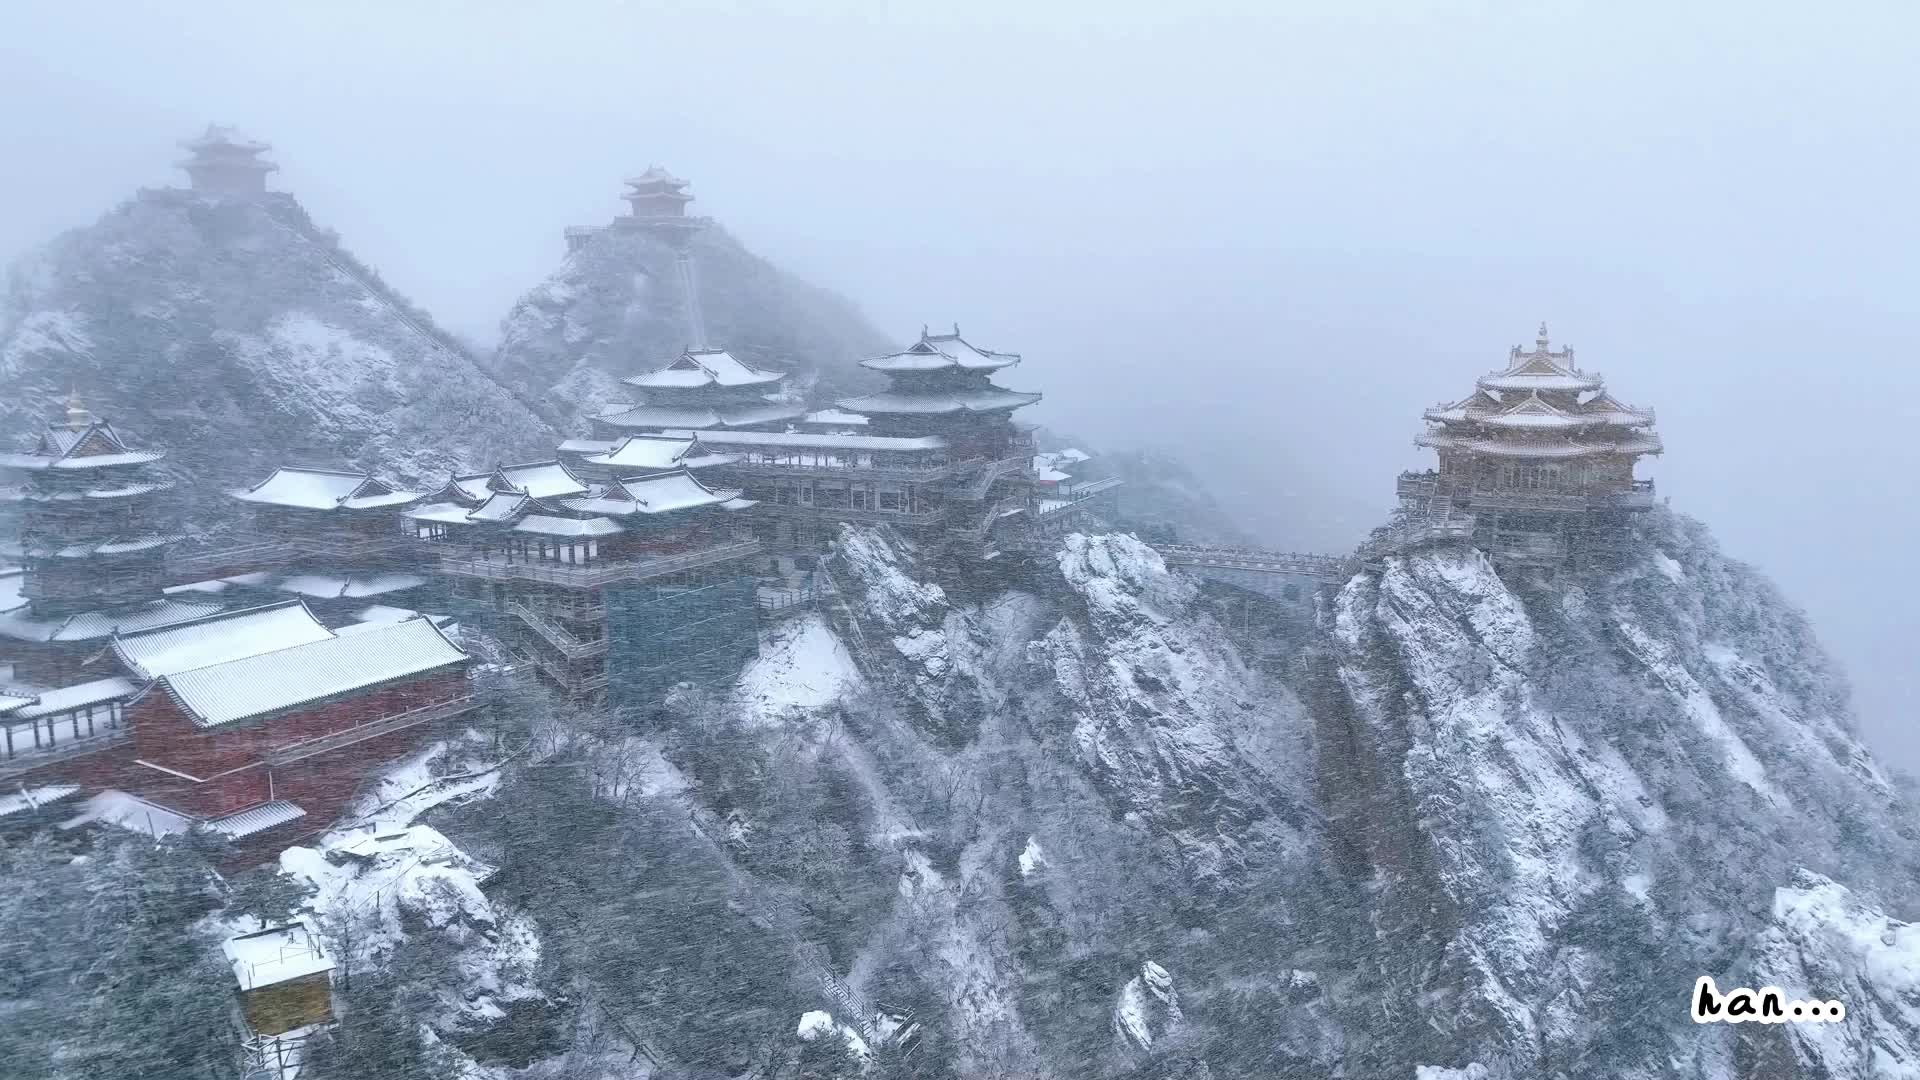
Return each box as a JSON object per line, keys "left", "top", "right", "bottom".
{"left": 127, "top": 671, "right": 467, "bottom": 815}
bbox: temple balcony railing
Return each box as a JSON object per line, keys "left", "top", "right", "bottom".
{"left": 1359, "top": 512, "right": 1478, "bottom": 561}
{"left": 753, "top": 503, "right": 949, "bottom": 527}
{"left": 505, "top": 601, "right": 608, "bottom": 660}
{"left": 503, "top": 595, "right": 608, "bottom": 623}
{"left": 1396, "top": 471, "right": 1657, "bottom": 512}
{"left": 952, "top": 456, "right": 1030, "bottom": 501}
{"left": 264, "top": 695, "right": 484, "bottom": 767}
{"left": 726, "top": 456, "right": 965, "bottom": 482}
{"left": 0, "top": 724, "right": 128, "bottom": 781}
{"left": 1155, "top": 543, "right": 1345, "bottom": 578}
{"left": 438, "top": 538, "right": 763, "bottom": 589}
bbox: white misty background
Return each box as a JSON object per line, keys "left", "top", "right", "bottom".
{"left": 0, "top": 0, "right": 1913, "bottom": 771}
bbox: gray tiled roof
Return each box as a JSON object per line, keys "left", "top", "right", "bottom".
{"left": 158, "top": 617, "right": 467, "bottom": 728}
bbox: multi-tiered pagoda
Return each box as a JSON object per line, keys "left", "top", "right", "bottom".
{"left": 591, "top": 348, "right": 805, "bottom": 436}
{"left": 177, "top": 125, "right": 278, "bottom": 196}
{"left": 838, "top": 326, "right": 1041, "bottom": 460}
{"left": 1378, "top": 324, "right": 1662, "bottom": 567}
{"left": 0, "top": 397, "right": 182, "bottom": 623}
{"left": 621, "top": 166, "right": 698, "bottom": 226}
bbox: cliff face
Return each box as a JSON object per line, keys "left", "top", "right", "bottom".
{"left": 0, "top": 189, "right": 552, "bottom": 491}
{"left": 201, "top": 510, "right": 1918, "bottom": 1080}
{"left": 737, "top": 516, "right": 1920, "bottom": 1078}
{"left": 1315, "top": 508, "right": 1920, "bottom": 1077}
{"left": 488, "top": 224, "right": 890, "bottom": 425}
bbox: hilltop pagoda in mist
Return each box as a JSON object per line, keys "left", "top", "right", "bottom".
{"left": 177, "top": 125, "right": 278, "bottom": 196}
{"left": 1372, "top": 323, "right": 1662, "bottom": 567}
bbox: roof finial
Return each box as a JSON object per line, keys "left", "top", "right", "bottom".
{"left": 1536, "top": 321, "right": 1551, "bottom": 351}
{"left": 921, "top": 323, "right": 929, "bottom": 339}
{"left": 64, "top": 388, "right": 92, "bottom": 431}
{"left": 952, "top": 322, "right": 961, "bottom": 336}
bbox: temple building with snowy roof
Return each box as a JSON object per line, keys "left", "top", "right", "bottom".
{"left": 590, "top": 347, "right": 805, "bottom": 437}
{"left": 408, "top": 448, "right": 763, "bottom": 705}
{"left": 177, "top": 125, "right": 278, "bottom": 197}
{"left": 1369, "top": 324, "right": 1662, "bottom": 568}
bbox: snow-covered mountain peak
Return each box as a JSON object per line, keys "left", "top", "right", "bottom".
{"left": 0, "top": 188, "right": 552, "bottom": 488}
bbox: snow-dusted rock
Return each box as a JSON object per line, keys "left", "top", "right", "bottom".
{"left": 1113, "top": 960, "right": 1182, "bottom": 1050}
{"left": 0, "top": 189, "right": 550, "bottom": 486}
{"left": 1319, "top": 508, "right": 1920, "bottom": 1076}
{"left": 732, "top": 613, "right": 863, "bottom": 726}
{"left": 1746, "top": 870, "right": 1920, "bottom": 1078}
{"left": 489, "top": 223, "right": 887, "bottom": 423}
{"left": 1029, "top": 533, "right": 1310, "bottom": 887}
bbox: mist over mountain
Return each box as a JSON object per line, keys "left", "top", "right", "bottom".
{"left": 0, "top": 184, "right": 553, "bottom": 491}
{"left": 490, "top": 220, "right": 890, "bottom": 425}
{"left": 1, "top": 5, "right": 1917, "bottom": 1073}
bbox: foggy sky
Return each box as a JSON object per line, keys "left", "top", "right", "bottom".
{"left": 2, "top": 1, "right": 1916, "bottom": 767}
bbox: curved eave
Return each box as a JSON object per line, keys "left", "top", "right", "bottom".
{"left": 1417, "top": 432, "right": 1664, "bottom": 459}
{"left": 0, "top": 450, "right": 166, "bottom": 471}
{"left": 0, "top": 481, "right": 174, "bottom": 502}
{"left": 859, "top": 355, "right": 1021, "bottom": 374}
{"left": 835, "top": 390, "right": 1042, "bottom": 416}
{"left": 17, "top": 534, "right": 181, "bottom": 559}
{"left": 621, "top": 370, "right": 786, "bottom": 391}
{"left": 1427, "top": 411, "right": 1657, "bottom": 431}
{"left": 1476, "top": 374, "right": 1602, "bottom": 393}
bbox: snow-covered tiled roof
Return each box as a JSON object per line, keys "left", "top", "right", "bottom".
{"left": 204, "top": 800, "right": 307, "bottom": 839}
{"left": 12, "top": 676, "right": 139, "bottom": 719}
{"left": 405, "top": 501, "right": 475, "bottom": 525}
{"left": 0, "top": 784, "right": 81, "bottom": 820}
{"left": 625, "top": 165, "right": 690, "bottom": 190}
{"left": 223, "top": 923, "right": 333, "bottom": 991}
{"left": 861, "top": 329, "right": 1021, "bottom": 373}
{"left": 110, "top": 600, "right": 332, "bottom": 679}
{"left": 432, "top": 473, "right": 495, "bottom": 504}
{"left": 622, "top": 348, "right": 785, "bottom": 390}
{"left": 465, "top": 492, "right": 530, "bottom": 523}
{"left": 182, "top": 124, "right": 272, "bottom": 155}
{"left": 668, "top": 429, "right": 948, "bottom": 452}
{"left": 273, "top": 572, "right": 428, "bottom": 600}
{"left": 232, "top": 467, "right": 423, "bottom": 511}
{"left": 801, "top": 409, "right": 870, "bottom": 428}
{"left": 0, "top": 419, "right": 163, "bottom": 473}
{"left": 513, "top": 515, "right": 624, "bottom": 537}
{"left": 836, "top": 387, "right": 1042, "bottom": 416}
{"left": 1417, "top": 431, "right": 1665, "bottom": 458}
{"left": 11, "top": 533, "right": 179, "bottom": 560}
{"left": 156, "top": 617, "right": 467, "bottom": 729}
{"left": 593, "top": 401, "right": 808, "bottom": 431}
{"left": 585, "top": 434, "right": 735, "bottom": 472}
{"left": 0, "top": 598, "right": 223, "bottom": 644}
{"left": 59, "top": 790, "right": 194, "bottom": 837}
{"left": 490, "top": 461, "right": 588, "bottom": 499}
{"left": 0, "top": 479, "right": 172, "bottom": 503}
{"left": 565, "top": 469, "right": 741, "bottom": 516}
